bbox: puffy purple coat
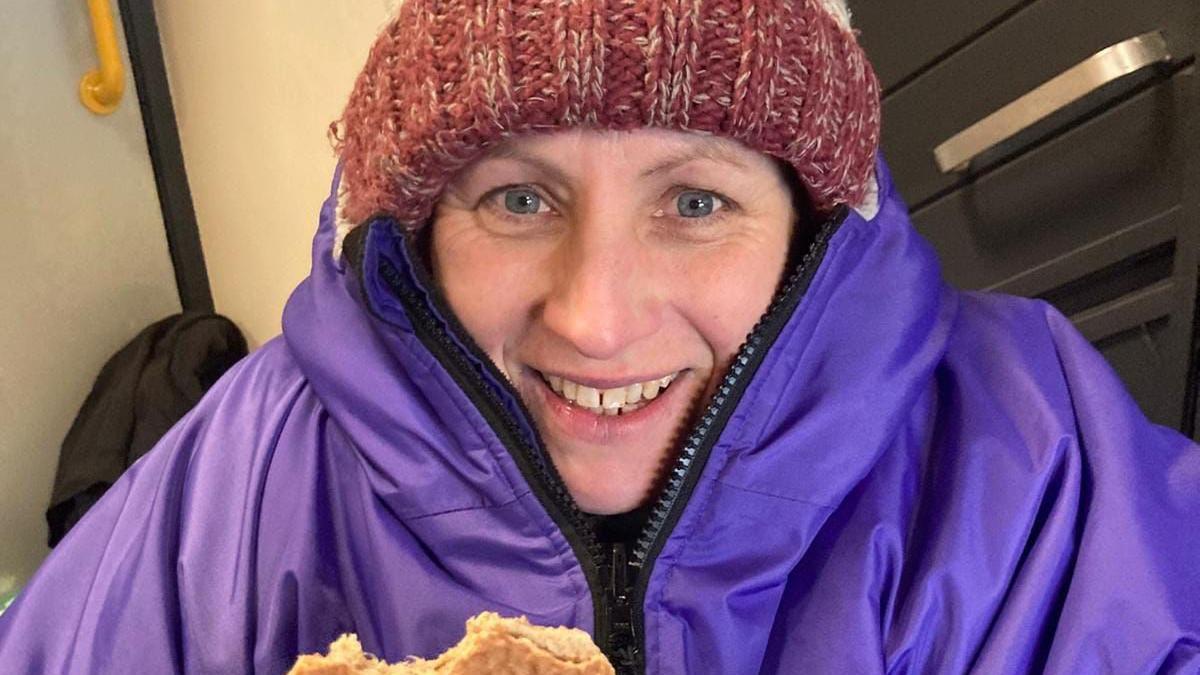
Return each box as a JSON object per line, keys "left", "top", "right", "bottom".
{"left": 2, "top": 161, "right": 1198, "bottom": 673}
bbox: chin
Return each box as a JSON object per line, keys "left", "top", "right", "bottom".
{"left": 563, "top": 475, "right": 652, "bottom": 515}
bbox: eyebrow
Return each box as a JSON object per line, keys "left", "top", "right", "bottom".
{"left": 636, "top": 138, "right": 751, "bottom": 178}
{"left": 481, "top": 145, "right": 573, "bottom": 187}
{"left": 479, "top": 136, "right": 751, "bottom": 183}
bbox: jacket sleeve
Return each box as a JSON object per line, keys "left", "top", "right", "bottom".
{"left": 0, "top": 342, "right": 308, "bottom": 674}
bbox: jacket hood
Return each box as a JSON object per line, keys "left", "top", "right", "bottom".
{"left": 283, "top": 155, "right": 955, "bottom": 535}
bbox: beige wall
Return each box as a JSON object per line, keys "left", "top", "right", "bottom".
{"left": 154, "top": 2, "right": 394, "bottom": 348}
{"left": 2, "top": 0, "right": 180, "bottom": 590}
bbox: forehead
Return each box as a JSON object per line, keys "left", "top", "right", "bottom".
{"left": 479, "top": 128, "right": 779, "bottom": 175}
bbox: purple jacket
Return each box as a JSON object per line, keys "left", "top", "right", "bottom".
{"left": 2, "top": 160, "right": 1198, "bottom": 674}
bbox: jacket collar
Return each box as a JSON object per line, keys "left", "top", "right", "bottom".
{"left": 283, "top": 169, "right": 535, "bottom": 520}
{"left": 711, "top": 160, "right": 955, "bottom": 508}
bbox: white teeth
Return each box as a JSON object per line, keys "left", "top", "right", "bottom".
{"left": 542, "top": 371, "right": 679, "bottom": 415}
{"left": 575, "top": 385, "right": 600, "bottom": 408}
{"left": 601, "top": 387, "right": 627, "bottom": 409}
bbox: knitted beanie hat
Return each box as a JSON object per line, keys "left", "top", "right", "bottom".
{"left": 334, "top": 0, "right": 880, "bottom": 228}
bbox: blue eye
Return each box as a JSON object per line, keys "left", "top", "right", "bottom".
{"left": 677, "top": 190, "right": 718, "bottom": 218}
{"left": 504, "top": 188, "right": 543, "bottom": 214}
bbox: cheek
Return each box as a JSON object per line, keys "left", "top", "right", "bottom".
{"left": 674, "top": 241, "right": 790, "bottom": 361}
{"left": 431, "top": 220, "right": 544, "bottom": 368}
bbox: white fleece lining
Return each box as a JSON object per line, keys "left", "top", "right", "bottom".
{"left": 856, "top": 173, "right": 881, "bottom": 221}
{"left": 821, "top": 0, "right": 853, "bottom": 30}
{"left": 332, "top": 183, "right": 355, "bottom": 267}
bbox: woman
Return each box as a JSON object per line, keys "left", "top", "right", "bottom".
{"left": 2, "top": 1, "right": 1197, "bottom": 673}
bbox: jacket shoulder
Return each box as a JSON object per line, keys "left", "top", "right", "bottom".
{"left": 941, "top": 291, "right": 1079, "bottom": 420}
{"left": 202, "top": 335, "right": 308, "bottom": 412}
{"left": 0, "top": 337, "right": 328, "bottom": 672}
{"left": 926, "top": 290, "right": 1200, "bottom": 670}
{"left": 946, "top": 290, "right": 1189, "bottom": 440}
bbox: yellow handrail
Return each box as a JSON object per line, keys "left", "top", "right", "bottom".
{"left": 79, "top": 0, "right": 125, "bottom": 115}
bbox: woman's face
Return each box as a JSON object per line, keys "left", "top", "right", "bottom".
{"left": 431, "top": 129, "right": 795, "bottom": 514}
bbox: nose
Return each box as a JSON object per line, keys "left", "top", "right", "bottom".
{"left": 540, "top": 223, "right": 661, "bottom": 361}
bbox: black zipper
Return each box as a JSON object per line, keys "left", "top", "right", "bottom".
{"left": 596, "top": 542, "right": 639, "bottom": 672}
{"left": 350, "top": 207, "right": 846, "bottom": 674}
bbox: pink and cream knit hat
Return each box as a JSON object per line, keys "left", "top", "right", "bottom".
{"left": 334, "top": 0, "right": 880, "bottom": 228}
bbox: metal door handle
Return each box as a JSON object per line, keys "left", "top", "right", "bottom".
{"left": 80, "top": 0, "right": 125, "bottom": 115}
{"left": 934, "top": 31, "right": 1172, "bottom": 174}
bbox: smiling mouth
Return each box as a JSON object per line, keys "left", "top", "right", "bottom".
{"left": 535, "top": 371, "right": 681, "bottom": 416}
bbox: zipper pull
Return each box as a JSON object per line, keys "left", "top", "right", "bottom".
{"left": 605, "top": 543, "right": 640, "bottom": 673}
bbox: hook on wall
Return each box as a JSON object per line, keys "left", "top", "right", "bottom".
{"left": 80, "top": 0, "right": 125, "bottom": 115}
